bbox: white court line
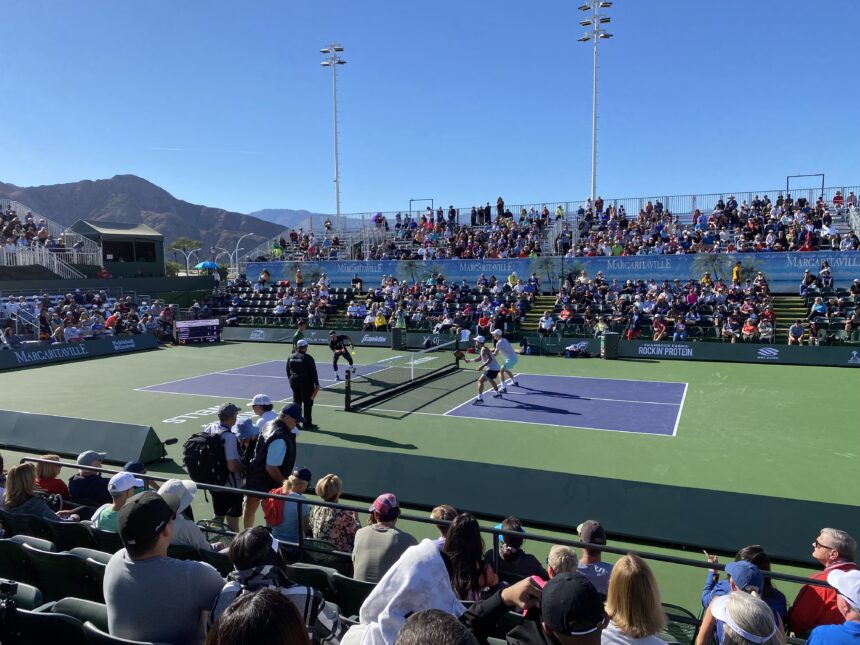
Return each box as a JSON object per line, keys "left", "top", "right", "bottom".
{"left": 513, "top": 371, "right": 688, "bottom": 386}
{"left": 671, "top": 382, "right": 688, "bottom": 437}
{"left": 134, "top": 359, "right": 284, "bottom": 391}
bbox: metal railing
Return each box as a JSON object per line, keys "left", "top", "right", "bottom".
{"left": 1, "top": 198, "right": 102, "bottom": 263}
{"left": 848, "top": 205, "right": 860, "bottom": 236}
{"left": 0, "top": 246, "right": 86, "bottom": 279}
{"left": 16, "top": 455, "right": 829, "bottom": 594}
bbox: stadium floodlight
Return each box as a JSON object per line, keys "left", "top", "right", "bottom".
{"left": 578, "top": 0, "right": 614, "bottom": 203}
{"left": 321, "top": 43, "right": 346, "bottom": 231}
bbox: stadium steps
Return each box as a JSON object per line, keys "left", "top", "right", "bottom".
{"left": 520, "top": 295, "right": 558, "bottom": 331}
{"left": 771, "top": 294, "right": 808, "bottom": 343}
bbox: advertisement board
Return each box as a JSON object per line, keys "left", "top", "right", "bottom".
{"left": 619, "top": 340, "right": 860, "bottom": 368}
{"left": 0, "top": 334, "right": 159, "bottom": 371}
{"left": 221, "top": 327, "right": 392, "bottom": 347}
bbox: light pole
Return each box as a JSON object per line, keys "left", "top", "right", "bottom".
{"left": 233, "top": 233, "right": 254, "bottom": 277}
{"left": 578, "top": 2, "right": 613, "bottom": 203}
{"left": 176, "top": 247, "right": 201, "bottom": 276}
{"left": 321, "top": 43, "right": 346, "bottom": 233}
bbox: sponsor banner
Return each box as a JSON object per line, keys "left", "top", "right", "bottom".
{"left": 247, "top": 250, "right": 860, "bottom": 293}
{"left": 620, "top": 340, "right": 860, "bottom": 368}
{"left": 0, "top": 334, "right": 159, "bottom": 371}
{"left": 221, "top": 327, "right": 391, "bottom": 347}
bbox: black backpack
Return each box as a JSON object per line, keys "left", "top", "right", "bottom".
{"left": 183, "top": 429, "right": 229, "bottom": 485}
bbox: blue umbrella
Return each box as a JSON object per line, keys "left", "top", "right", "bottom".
{"left": 194, "top": 261, "right": 219, "bottom": 270}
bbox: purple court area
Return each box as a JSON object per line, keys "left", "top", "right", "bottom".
{"left": 137, "top": 359, "right": 366, "bottom": 400}
{"left": 445, "top": 374, "right": 686, "bottom": 436}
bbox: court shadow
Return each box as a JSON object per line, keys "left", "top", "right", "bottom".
{"left": 511, "top": 385, "right": 587, "bottom": 402}
{"left": 501, "top": 400, "right": 581, "bottom": 416}
{"left": 313, "top": 428, "right": 418, "bottom": 450}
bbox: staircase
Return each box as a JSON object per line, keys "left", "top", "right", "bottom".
{"left": 770, "top": 294, "right": 808, "bottom": 343}
{"left": 520, "top": 295, "right": 558, "bottom": 333}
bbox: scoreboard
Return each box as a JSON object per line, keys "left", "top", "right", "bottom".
{"left": 175, "top": 319, "right": 221, "bottom": 344}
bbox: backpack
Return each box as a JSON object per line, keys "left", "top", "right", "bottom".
{"left": 183, "top": 429, "right": 229, "bottom": 485}
{"left": 262, "top": 488, "right": 285, "bottom": 526}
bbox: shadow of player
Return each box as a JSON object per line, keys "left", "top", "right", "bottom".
{"left": 498, "top": 399, "right": 581, "bottom": 416}
{"left": 312, "top": 427, "right": 418, "bottom": 451}
{"left": 508, "top": 385, "right": 589, "bottom": 402}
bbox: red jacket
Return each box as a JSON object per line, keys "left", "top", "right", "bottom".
{"left": 788, "top": 561, "right": 857, "bottom": 635}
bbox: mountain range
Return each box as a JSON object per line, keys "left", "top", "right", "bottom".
{"left": 0, "top": 174, "right": 323, "bottom": 253}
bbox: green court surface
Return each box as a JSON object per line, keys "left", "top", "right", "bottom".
{"left": 0, "top": 341, "right": 857, "bottom": 610}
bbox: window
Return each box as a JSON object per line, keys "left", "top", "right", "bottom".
{"left": 103, "top": 241, "right": 134, "bottom": 263}
{"left": 134, "top": 242, "right": 157, "bottom": 262}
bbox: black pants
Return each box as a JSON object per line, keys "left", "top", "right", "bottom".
{"left": 332, "top": 351, "right": 353, "bottom": 372}
{"left": 290, "top": 378, "right": 314, "bottom": 425}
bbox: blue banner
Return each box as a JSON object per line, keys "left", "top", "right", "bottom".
{"left": 247, "top": 251, "right": 860, "bottom": 292}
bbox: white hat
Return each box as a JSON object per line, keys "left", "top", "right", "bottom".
{"left": 157, "top": 478, "right": 197, "bottom": 515}
{"left": 828, "top": 569, "right": 860, "bottom": 609}
{"left": 297, "top": 339, "right": 309, "bottom": 348}
{"left": 710, "top": 594, "right": 778, "bottom": 644}
{"left": 491, "top": 329, "right": 503, "bottom": 337}
{"left": 108, "top": 471, "right": 144, "bottom": 495}
{"left": 474, "top": 335, "right": 486, "bottom": 344}
{"left": 248, "top": 393, "right": 272, "bottom": 407}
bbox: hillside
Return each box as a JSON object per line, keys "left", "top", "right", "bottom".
{"left": 0, "top": 174, "right": 285, "bottom": 251}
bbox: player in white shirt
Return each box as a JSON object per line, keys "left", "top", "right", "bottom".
{"left": 463, "top": 336, "right": 502, "bottom": 404}
{"left": 491, "top": 329, "right": 519, "bottom": 393}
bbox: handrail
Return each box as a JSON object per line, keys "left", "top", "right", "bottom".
{"left": 18, "top": 456, "right": 829, "bottom": 589}
{"left": 0, "top": 199, "right": 102, "bottom": 259}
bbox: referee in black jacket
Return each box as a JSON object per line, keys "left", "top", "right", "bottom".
{"left": 286, "top": 339, "right": 320, "bottom": 430}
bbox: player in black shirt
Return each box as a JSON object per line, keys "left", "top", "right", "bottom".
{"left": 328, "top": 330, "right": 355, "bottom": 381}
{"left": 286, "top": 339, "right": 320, "bottom": 430}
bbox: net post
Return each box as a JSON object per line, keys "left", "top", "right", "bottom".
{"left": 344, "top": 370, "right": 352, "bottom": 412}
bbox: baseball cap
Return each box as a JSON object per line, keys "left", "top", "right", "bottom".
{"left": 123, "top": 461, "right": 146, "bottom": 475}
{"left": 725, "top": 561, "right": 764, "bottom": 593}
{"left": 297, "top": 339, "right": 309, "bottom": 348}
{"left": 542, "top": 573, "right": 605, "bottom": 636}
{"left": 118, "top": 491, "right": 180, "bottom": 548}
{"left": 710, "top": 594, "right": 778, "bottom": 643}
{"left": 474, "top": 335, "right": 486, "bottom": 344}
{"left": 233, "top": 418, "right": 259, "bottom": 440}
{"left": 577, "top": 520, "right": 607, "bottom": 546}
{"left": 491, "top": 329, "right": 503, "bottom": 337}
{"left": 828, "top": 569, "right": 860, "bottom": 609}
{"left": 280, "top": 403, "right": 305, "bottom": 423}
{"left": 108, "top": 472, "right": 144, "bottom": 495}
{"left": 369, "top": 493, "right": 399, "bottom": 520}
{"left": 76, "top": 450, "right": 107, "bottom": 467}
{"left": 292, "top": 467, "right": 312, "bottom": 484}
{"left": 157, "top": 478, "right": 197, "bottom": 515}
{"left": 218, "top": 403, "right": 240, "bottom": 420}
{"left": 329, "top": 330, "right": 336, "bottom": 335}
{"left": 248, "top": 393, "right": 272, "bottom": 407}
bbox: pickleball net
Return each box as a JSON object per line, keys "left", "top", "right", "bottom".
{"left": 344, "top": 339, "right": 461, "bottom": 411}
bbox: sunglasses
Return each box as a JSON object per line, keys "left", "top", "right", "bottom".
{"left": 813, "top": 540, "right": 836, "bottom": 550}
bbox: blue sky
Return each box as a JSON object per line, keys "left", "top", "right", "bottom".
{"left": 1, "top": 1, "right": 858, "bottom": 215}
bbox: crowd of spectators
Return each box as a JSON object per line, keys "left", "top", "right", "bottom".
{"left": 0, "top": 206, "right": 71, "bottom": 254}
{"left": 260, "top": 223, "right": 345, "bottom": 262}
{"left": 545, "top": 268, "right": 777, "bottom": 343}
{"left": 3, "top": 428, "right": 857, "bottom": 644}
{"left": 0, "top": 288, "right": 179, "bottom": 348}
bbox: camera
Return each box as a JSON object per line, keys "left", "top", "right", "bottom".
{"left": 0, "top": 580, "right": 17, "bottom": 596}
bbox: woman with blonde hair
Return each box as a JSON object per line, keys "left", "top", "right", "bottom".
{"left": 309, "top": 474, "right": 359, "bottom": 552}
{"left": 34, "top": 454, "right": 70, "bottom": 500}
{"left": 4, "top": 463, "right": 78, "bottom": 521}
{"left": 602, "top": 554, "right": 668, "bottom": 645}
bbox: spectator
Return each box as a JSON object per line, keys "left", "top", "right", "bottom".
{"left": 353, "top": 493, "right": 418, "bottom": 583}
{"left": 806, "top": 569, "right": 860, "bottom": 645}
{"left": 395, "top": 608, "right": 479, "bottom": 645}
{"left": 68, "top": 450, "right": 112, "bottom": 506}
{"left": 309, "top": 474, "right": 361, "bottom": 553}
{"left": 485, "top": 516, "right": 548, "bottom": 582}
{"left": 34, "top": 454, "right": 70, "bottom": 500}
{"left": 91, "top": 472, "right": 144, "bottom": 532}
{"left": 788, "top": 320, "right": 806, "bottom": 346}
{"left": 204, "top": 403, "right": 244, "bottom": 532}
{"left": 547, "top": 545, "right": 579, "bottom": 578}
{"left": 431, "top": 504, "right": 458, "bottom": 548}
{"left": 577, "top": 520, "right": 614, "bottom": 597}
{"left": 789, "top": 528, "right": 857, "bottom": 636}
{"left": 268, "top": 469, "right": 312, "bottom": 556}
{"left": 158, "top": 478, "right": 220, "bottom": 551}
{"left": 652, "top": 315, "right": 667, "bottom": 341}
{"left": 105, "top": 491, "right": 225, "bottom": 644}
{"left": 4, "top": 463, "right": 78, "bottom": 521}
{"left": 209, "top": 526, "right": 346, "bottom": 643}
{"left": 703, "top": 545, "right": 788, "bottom": 626}
{"left": 443, "top": 513, "right": 500, "bottom": 601}
{"left": 602, "top": 554, "right": 667, "bottom": 645}
{"left": 538, "top": 311, "right": 556, "bottom": 336}
{"left": 709, "top": 593, "right": 784, "bottom": 645}
{"left": 207, "top": 587, "right": 312, "bottom": 645}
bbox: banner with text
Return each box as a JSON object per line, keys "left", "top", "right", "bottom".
{"left": 0, "top": 334, "right": 159, "bottom": 371}
{"left": 247, "top": 251, "right": 860, "bottom": 293}
{"left": 221, "top": 327, "right": 392, "bottom": 348}
{"left": 619, "top": 340, "right": 860, "bottom": 368}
